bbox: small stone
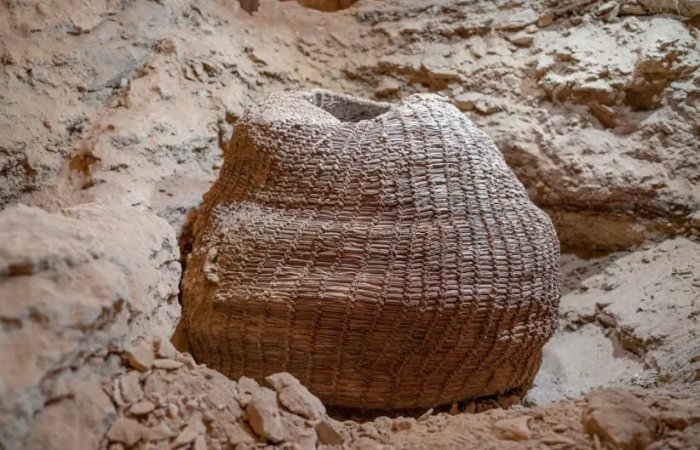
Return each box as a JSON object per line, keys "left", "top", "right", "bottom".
{"left": 392, "top": 418, "right": 413, "bottom": 432}
{"left": 582, "top": 389, "right": 659, "bottom": 450}
{"left": 246, "top": 387, "right": 286, "bottom": 443}
{"left": 620, "top": 4, "right": 645, "bottom": 15}
{"left": 129, "top": 401, "right": 155, "bottom": 416}
{"left": 469, "top": 36, "right": 487, "bottom": 58}
{"left": 193, "top": 435, "right": 207, "bottom": 450}
{"left": 156, "top": 338, "right": 178, "bottom": 359}
{"left": 605, "top": 3, "right": 621, "bottom": 21}
{"left": 659, "top": 122, "right": 674, "bottom": 135}
{"left": 453, "top": 93, "right": 476, "bottom": 112}
{"left": 537, "top": 13, "right": 554, "bottom": 27}
{"left": 153, "top": 359, "right": 183, "bottom": 370}
{"left": 120, "top": 372, "right": 144, "bottom": 403}
{"left": 107, "top": 418, "right": 143, "bottom": 447}
{"left": 166, "top": 403, "right": 179, "bottom": 418}
{"left": 171, "top": 423, "right": 201, "bottom": 448}
{"left": 177, "top": 352, "right": 198, "bottom": 369}
{"left": 508, "top": 32, "right": 534, "bottom": 47}
{"left": 141, "top": 423, "right": 175, "bottom": 442}
{"left": 499, "top": 8, "right": 538, "bottom": 30}
{"left": 417, "top": 408, "right": 434, "bottom": 421}
{"left": 237, "top": 376, "right": 261, "bottom": 407}
{"left": 540, "top": 434, "right": 576, "bottom": 445}
{"left": 597, "top": 1, "right": 617, "bottom": 14}
{"left": 315, "top": 419, "right": 344, "bottom": 446}
{"left": 125, "top": 341, "right": 155, "bottom": 372}
{"left": 265, "top": 372, "right": 325, "bottom": 419}
{"left": 493, "top": 416, "right": 532, "bottom": 441}
{"left": 589, "top": 103, "right": 617, "bottom": 129}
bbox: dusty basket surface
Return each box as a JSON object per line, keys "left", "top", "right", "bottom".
{"left": 183, "top": 89, "right": 560, "bottom": 410}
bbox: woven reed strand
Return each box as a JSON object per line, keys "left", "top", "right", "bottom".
{"left": 183, "top": 90, "right": 560, "bottom": 410}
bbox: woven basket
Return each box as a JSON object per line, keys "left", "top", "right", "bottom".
{"left": 183, "top": 90, "right": 560, "bottom": 409}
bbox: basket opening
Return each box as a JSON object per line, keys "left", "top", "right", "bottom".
{"left": 306, "top": 91, "right": 391, "bottom": 123}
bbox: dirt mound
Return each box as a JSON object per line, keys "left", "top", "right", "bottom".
{"left": 94, "top": 341, "right": 700, "bottom": 449}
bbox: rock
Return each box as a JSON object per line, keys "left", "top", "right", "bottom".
{"left": 493, "top": 416, "right": 532, "bottom": 441}
{"left": 453, "top": 93, "right": 476, "bottom": 111}
{"left": 129, "top": 401, "right": 155, "bottom": 416}
{"left": 469, "top": 36, "right": 487, "bottom": 58}
{"left": 246, "top": 387, "right": 286, "bottom": 443}
{"left": 171, "top": 421, "right": 204, "bottom": 448}
{"left": 498, "top": 8, "right": 538, "bottom": 30}
{"left": 417, "top": 409, "right": 434, "bottom": 421}
{"left": 141, "top": 423, "right": 175, "bottom": 442}
{"left": 538, "top": 13, "right": 554, "bottom": 27}
{"left": 605, "top": 3, "right": 621, "bottom": 21}
{"left": 23, "top": 371, "right": 115, "bottom": 450}
{"left": 620, "top": 4, "right": 646, "bottom": 15}
{"left": 153, "top": 359, "right": 183, "bottom": 370}
{"left": 193, "top": 435, "right": 207, "bottom": 450}
{"left": 237, "top": 376, "right": 261, "bottom": 407}
{"left": 392, "top": 418, "right": 413, "bottom": 432}
{"left": 106, "top": 418, "right": 143, "bottom": 447}
{"left": 156, "top": 338, "right": 178, "bottom": 359}
{"left": 598, "top": 1, "right": 618, "bottom": 14}
{"left": 582, "top": 389, "right": 659, "bottom": 450}
{"left": 166, "top": 404, "right": 179, "bottom": 418}
{"left": 589, "top": 103, "right": 617, "bottom": 129}
{"left": 265, "top": 373, "right": 326, "bottom": 419}
{"left": 316, "top": 419, "right": 345, "bottom": 445}
{"left": 508, "top": 31, "right": 534, "bottom": 47}
{"left": 125, "top": 341, "right": 155, "bottom": 372}
{"left": 0, "top": 204, "right": 180, "bottom": 449}
{"left": 453, "top": 92, "right": 505, "bottom": 115}
{"left": 119, "top": 372, "right": 144, "bottom": 404}
{"left": 638, "top": 0, "right": 700, "bottom": 17}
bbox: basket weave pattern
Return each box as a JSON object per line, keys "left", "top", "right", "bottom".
{"left": 183, "top": 90, "right": 560, "bottom": 409}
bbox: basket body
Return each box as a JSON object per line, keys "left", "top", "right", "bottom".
{"left": 183, "top": 90, "right": 560, "bottom": 409}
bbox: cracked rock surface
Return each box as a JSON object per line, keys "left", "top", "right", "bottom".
{"left": 0, "top": 0, "right": 698, "bottom": 448}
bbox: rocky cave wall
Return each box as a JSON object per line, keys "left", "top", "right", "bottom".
{"left": 0, "top": 0, "right": 698, "bottom": 449}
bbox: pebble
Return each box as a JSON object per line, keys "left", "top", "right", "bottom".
{"left": 508, "top": 32, "right": 534, "bottom": 47}
{"left": 106, "top": 418, "right": 142, "bottom": 447}
{"left": 582, "top": 389, "right": 658, "bottom": 450}
{"left": 417, "top": 408, "right": 434, "bottom": 421}
{"left": 246, "top": 387, "right": 286, "bottom": 443}
{"left": 156, "top": 338, "right": 178, "bottom": 359}
{"left": 193, "top": 435, "right": 207, "bottom": 450}
{"left": 537, "top": 13, "right": 554, "bottom": 27}
{"left": 265, "top": 372, "right": 326, "bottom": 419}
{"left": 315, "top": 419, "right": 344, "bottom": 445}
{"left": 153, "top": 358, "right": 183, "bottom": 370}
{"left": 493, "top": 416, "right": 532, "bottom": 441}
{"left": 119, "top": 372, "right": 143, "bottom": 403}
{"left": 124, "top": 341, "right": 155, "bottom": 372}
{"left": 237, "top": 376, "right": 261, "bottom": 407}
{"left": 141, "top": 423, "right": 175, "bottom": 442}
{"left": 166, "top": 403, "right": 179, "bottom": 418}
{"left": 171, "top": 423, "right": 201, "bottom": 448}
{"left": 129, "top": 401, "right": 155, "bottom": 416}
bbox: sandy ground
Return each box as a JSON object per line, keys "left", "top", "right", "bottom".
{"left": 0, "top": 0, "right": 698, "bottom": 449}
